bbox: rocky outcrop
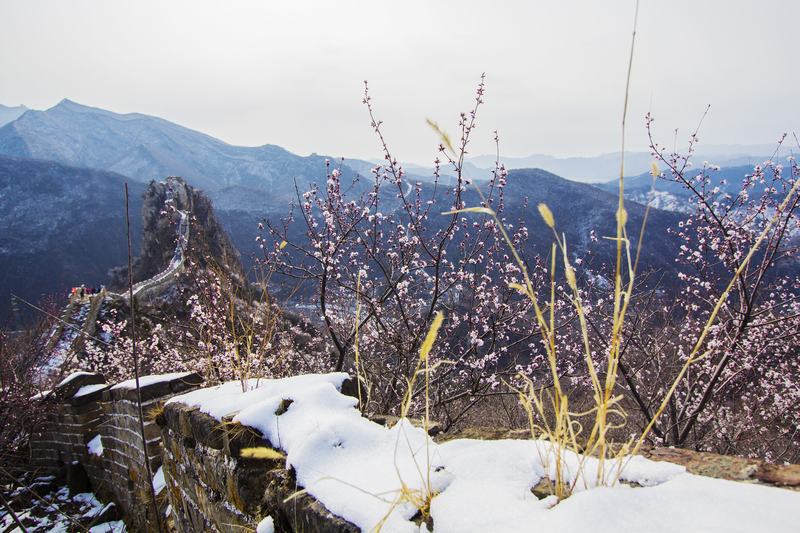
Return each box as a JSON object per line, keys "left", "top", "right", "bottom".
{"left": 109, "top": 176, "right": 244, "bottom": 293}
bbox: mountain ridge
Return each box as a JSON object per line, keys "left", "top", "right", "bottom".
{"left": 0, "top": 99, "right": 352, "bottom": 198}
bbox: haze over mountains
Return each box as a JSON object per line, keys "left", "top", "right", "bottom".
{"left": 1, "top": 100, "right": 785, "bottom": 186}
{"left": 0, "top": 99, "right": 361, "bottom": 208}
{"left": 0, "top": 104, "right": 28, "bottom": 128}
{"left": 0, "top": 98, "right": 760, "bottom": 325}
{"left": 467, "top": 145, "right": 794, "bottom": 183}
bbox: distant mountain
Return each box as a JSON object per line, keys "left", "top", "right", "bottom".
{"left": 596, "top": 164, "right": 757, "bottom": 212}
{"left": 0, "top": 99, "right": 360, "bottom": 208}
{"left": 468, "top": 145, "right": 795, "bottom": 184}
{"left": 0, "top": 104, "right": 27, "bottom": 128}
{"left": 381, "top": 161, "right": 493, "bottom": 183}
{"left": 472, "top": 168, "right": 684, "bottom": 275}
{"left": 0, "top": 154, "right": 688, "bottom": 326}
{"left": 0, "top": 101, "right": 690, "bottom": 325}
{"left": 467, "top": 152, "right": 654, "bottom": 183}
{"left": 0, "top": 156, "right": 144, "bottom": 325}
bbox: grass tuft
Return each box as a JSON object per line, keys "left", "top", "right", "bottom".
{"left": 239, "top": 446, "right": 285, "bottom": 460}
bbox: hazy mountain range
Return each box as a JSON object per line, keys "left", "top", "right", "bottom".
{"left": 0, "top": 98, "right": 749, "bottom": 325}
{"left": 0, "top": 104, "right": 28, "bottom": 128}
{"left": 3, "top": 100, "right": 787, "bottom": 186}
{"left": 466, "top": 145, "right": 795, "bottom": 184}
{"left": 0, "top": 99, "right": 361, "bottom": 205}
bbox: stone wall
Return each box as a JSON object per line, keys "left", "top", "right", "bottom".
{"left": 158, "top": 388, "right": 360, "bottom": 533}
{"left": 30, "top": 374, "right": 800, "bottom": 532}
{"left": 30, "top": 372, "right": 106, "bottom": 477}
{"left": 29, "top": 371, "right": 203, "bottom": 532}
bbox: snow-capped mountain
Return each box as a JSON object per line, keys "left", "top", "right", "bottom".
{"left": 0, "top": 99, "right": 360, "bottom": 209}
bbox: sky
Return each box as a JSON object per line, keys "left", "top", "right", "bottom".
{"left": 1, "top": 0, "right": 798, "bottom": 164}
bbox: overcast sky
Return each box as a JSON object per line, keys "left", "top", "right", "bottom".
{"left": 1, "top": 1, "right": 797, "bottom": 164}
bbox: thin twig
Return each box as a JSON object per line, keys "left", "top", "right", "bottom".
{"left": 124, "top": 183, "right": 163, "bottom": 532}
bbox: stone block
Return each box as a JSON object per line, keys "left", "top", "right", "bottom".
{"left": 54, "top": 372, "right": 106, "bottom": 400}
{"left": 188, "top": 407, "right": 224, "bottom": 450}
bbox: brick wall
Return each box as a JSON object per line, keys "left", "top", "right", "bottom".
{"left": 29, "top": 371, "right": 203, "bottom": 532}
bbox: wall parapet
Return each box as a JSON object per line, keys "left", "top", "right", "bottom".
{"left": 31, "top": 373, "right": 799, "bottom": 532}
{"left": 30, "top": 370, "right": 203, "bottom": 532}
{"left": 158, "top": 380, "right": 361, "bottom": 533}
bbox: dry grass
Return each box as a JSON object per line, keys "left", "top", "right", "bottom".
{"left": 372, "top": 311, "right": 445, "bottom": 531}
{"left": 432, "top": 1, "right": 643, "bottom": 498}
{"left": 147, "top": 402, "right": 165, "bottom": 422}
{"left": 215, "top": 418, "right": 263, "bottom": 445}
{"left": 239, "top": 446, "right": 285, "bottom": 460}
{"left": 440, "top": 35, "right": 800, "bottom": 504}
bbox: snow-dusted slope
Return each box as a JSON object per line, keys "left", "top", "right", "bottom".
{"left": 0, "top": 99, "right": 362, "bottom": 206}
{"left": 0, "top": 156, "right": 144, "bottom": 324}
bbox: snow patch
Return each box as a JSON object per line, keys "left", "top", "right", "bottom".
{"left": 152, "top": 466, "right": 166, "bottom": 494}
{"left": 57, "top": 371, "right": 95, "bottom": 387}
{"left": 30, "top": 389, "right": 52, "bottom": 400}
{"left": 74, "top": 383, "right": 107, "bottom": 398}
{"left": 89, "top": 520, "right": 126, "bottom": 532}
{"left": 256, "top": 516, "right": 274, "bottom": 533}
{"left": 111, "top": 372, "right": 194, "bottom": 390}
{"left": 87, "top": 434, "right": 104, "bottom": 456}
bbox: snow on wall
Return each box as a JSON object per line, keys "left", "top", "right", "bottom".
{"left": 31, "top": 371, "right": 800, "bottom": 533}
{"left": 163, "top": 373, "right": 800, "bottom": 533}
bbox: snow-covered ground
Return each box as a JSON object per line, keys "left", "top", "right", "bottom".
{"left": 0, "top": 482, "right": 124, "bottom": 532}
{"left": 44, "top": 304, "right": 91, "bottom": 373}
{"left": 169, "top": 373, "right": 800, "bottom": 533}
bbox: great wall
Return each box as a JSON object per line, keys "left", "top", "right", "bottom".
{"left": 43, "top": 177, "right": 191, "bottom": 373}
{"left": 16, "top": 179, "right": 800, "bottom": 533}
{"left": 24, "top": 370, "right": 800, "bottom": 533}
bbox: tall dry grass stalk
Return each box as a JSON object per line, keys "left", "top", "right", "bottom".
{"left": 445, "top": 198, "right": 636, "bottom": 495}
{"left": 438, "top": 0, "right": 800, "bottom": 497}
{"left": 372, "top": 311, "right": 445, "bottom": 531}
{"left": 431, "top": 0, "right": 642, "bottom": 497}
{"left": 353, "top": 272, "right": 370, "bottom": 411}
